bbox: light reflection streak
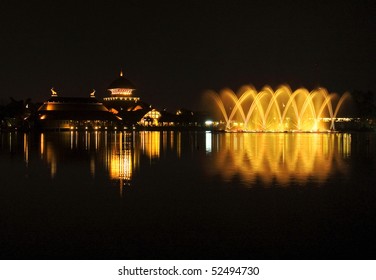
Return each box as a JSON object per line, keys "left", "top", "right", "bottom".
{"left": 75, "top": 131, "right": 78, "bottom": 148}
{"left": 163, "top": 131, "right": 168, "bottom": 154}
{"left": 108, "top": 132, "right": 137, "bottom": 195}
{"left": 176, "top": 132, "right": 181, "bottom": 158}
{"left": 170, "top": 131, "right": 174, "bottom": 150}
{"left": 140, "top": 131, "right": 160, "bottom": 159}
{"left": 40, "top": 133, "right": 44, "bottom": 158}
{"left": 70, "top": 131, "right": 73, "bottom": 150}
{"left": 94, "top": 131, "right": 99, "bottom": 150}
{"left": 205, "top": 132, "right": 212, "bottom": 153}
{"left": 23, "top": 133, "right": 29, "bottom": 166}
{"left": 85, "top": 131, "right": 89, "bottom": 150}
{"left": 42, "top": 136, "right": 57, "bottom": 178}
{"left": 90, "top": 157, "right": 95, "bottom": 177}
{"left": 9, "top": 133, "right": 12, "bottom": 152}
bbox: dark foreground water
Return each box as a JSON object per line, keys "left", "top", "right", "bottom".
{"left": 0, "top": 131, "right": 375, "bottom": 259}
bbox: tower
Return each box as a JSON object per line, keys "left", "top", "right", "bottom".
{"left": 103, "top": 69, "right": 139, "bottom": 103}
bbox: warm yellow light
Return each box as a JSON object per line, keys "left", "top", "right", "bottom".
{"left": 110, "top": 88, "right": 133, "bottom": 96}
{"left": 110, "top": 108, "right": 119, "bottom": 114}
{"left": 50, "top": 87, "right": 58, "bottom": 96}
{"left": 140, "top": 131, "right": 160, "bottom": 159}
{"left": 140, "top": 109, "right": 161, "bottom": 126}
{"left": 206, "top": 86, "right": 350, "bottom": 131}
{"left": 206, "top": 133, "right": 350, "bottom": 185}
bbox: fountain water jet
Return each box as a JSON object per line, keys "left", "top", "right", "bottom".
{"left": 205, "top": 85, "right": 350, "bottom": 132}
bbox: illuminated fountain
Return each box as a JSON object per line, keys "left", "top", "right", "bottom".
{"left": 206, "top": 85, "right": 350, "bottom": 132}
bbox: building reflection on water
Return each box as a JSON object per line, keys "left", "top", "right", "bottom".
{"left": 2, "top": 130, "right": 364, "bottom": 195}
{"left": 34, "top": 131, "right": 171, "bottom": 195}
{"left": 140, "top": 131, "right": 160, "bottom": 159}
{"left": 107, "top": 132, "right": 138, "bottom": 195}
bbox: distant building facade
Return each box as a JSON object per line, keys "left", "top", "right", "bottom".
{"left": 36, "top": 89, "right": 119, "bottom": 130}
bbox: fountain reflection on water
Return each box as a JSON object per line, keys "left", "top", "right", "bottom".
{"left": 205, "top": 85, "right": 350, "bottom": 131}
{"left": 205, "top": 132, "right": 351, "bottom": 185}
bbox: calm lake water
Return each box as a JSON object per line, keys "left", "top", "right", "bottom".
{"left": 0, "top": 131, "right": 375, "bottom": 259}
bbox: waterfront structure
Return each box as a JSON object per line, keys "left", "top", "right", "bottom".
{"left": 34, "top": 70, "right": 208, "bottom": 131}
{"left": 36, "top": 89, "right": 119, "bottom": 130}
{"left": 103, "top": 69, "right": 140, "bottom": 109}
{"left": 103, "top": 71, "right": 209, "bottom": 128}
{"left": 103, "top": 70, "right": 161, "bottom": 127}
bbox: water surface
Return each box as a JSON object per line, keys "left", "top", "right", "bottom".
{"left": 1, "top": 131, "right": 375, "bottom": 259}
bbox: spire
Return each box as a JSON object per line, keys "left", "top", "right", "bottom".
{"left": 120, "top": 68, "right": 123, "bottom": 77}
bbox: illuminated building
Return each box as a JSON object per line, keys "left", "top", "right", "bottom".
{"left": 103, "top": 70, "right": 162, "bottom": 126}
{"left": 35, "top": 70, "right": 208, "bottom": 130}
{"left": 36, "top": 89, "right": 119, "bottom": 130}
{"left": 103, "top": 69, "right": 140, "bottom": 106}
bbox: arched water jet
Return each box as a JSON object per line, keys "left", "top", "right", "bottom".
{"left": 205, "top": 85, "right": 349, "bottom": 132}
{"left": 331, "top": 92, "right": 351, "bottom": 130}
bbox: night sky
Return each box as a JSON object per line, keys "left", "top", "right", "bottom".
{"left": 1, "top": 0, "right": 374, "bottom": 111}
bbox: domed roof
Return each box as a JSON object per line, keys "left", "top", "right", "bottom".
{"left": 108, "top": 70, "right": 136, "bottom": 90}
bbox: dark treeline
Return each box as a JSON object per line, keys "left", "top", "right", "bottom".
{"left": 0, "top": 98, "right": 41, "bottom": 130}
{"left": 343, "top": 90, "right": 376, "bottom": 131}
{"left": 350, "top": 90, "right": 376, "bottom": 118}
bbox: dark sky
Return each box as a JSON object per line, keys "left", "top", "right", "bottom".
{"left": 1, "top": 0, "right": 374, "bottom": 111}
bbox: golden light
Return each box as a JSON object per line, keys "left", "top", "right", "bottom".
{"left": 23, "top": 133, "right": 29, "bottom": 166}
{"left": 110, "top": 108, "right": 119, "bottom": 114}
{"left": 50, "top": 87, "right": 58, "bottom": 97}
{"left": 140, "top": 131, "right": 160, "bottom": 159}
{"left": 110, "top": 88, "right": 133, "bottom": 96}
{"left": 106, "top": 132, "right": 140, "bottom": 195}
{"left": 40, "top": 133, "right": 44, "bottom": 157}
{"left": 43, "top": 138, "right": 57, "bottom": 178}
{"left": 90, "top": 89, "right": 96, "bottom": 98}
{"left": 205, "top": 133, "right": 350, "bottom": 186}
{"left": 140, "top": 109, "right": 161, "bottom": 126}
{"left": 206, "top": 85, "right": 350, "bottom": 132}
